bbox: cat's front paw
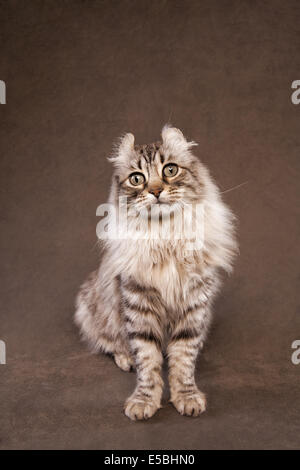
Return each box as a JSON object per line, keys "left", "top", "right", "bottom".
{"left": 171, "top": 389, "right": 206, "bottom": 417}
{"left": 124, "top": 395, "right": 160, "bottom": 421}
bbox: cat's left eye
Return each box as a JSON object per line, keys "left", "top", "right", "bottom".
{"left": 163, "top": 163, "right": 178, "bottom": 177}
{"left": 129, "top": 173, "right": 145, "bottom": 186}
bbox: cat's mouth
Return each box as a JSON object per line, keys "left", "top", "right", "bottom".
{"left": 152, "top": 195, "right": 174, "bottom": 205}
{"left": 133, "top": 195, "right": 182, "bottom": 213}
{"left": 146, "top": 200, "right": 172, "bottom": 208}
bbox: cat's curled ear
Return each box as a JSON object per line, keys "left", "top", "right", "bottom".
{"left": 108, "top": 133, "right": 135, "bottom": 168}
{"left": 119, "top": 133, "right": 135, "bottom": 155}
{"left": 161, "top": 124, "right": 197, "bottom": 153}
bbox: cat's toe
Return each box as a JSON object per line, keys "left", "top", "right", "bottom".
{"left": 114, "top": 353, "right": 135, "bottom": 372}
{"left": 172, "top": 390, "right": 206, "bottom": 417}
{"left": 124, "top": 397, "right": 159, "bottom": 421}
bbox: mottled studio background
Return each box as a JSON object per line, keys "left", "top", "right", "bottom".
{"left": 0, "top": 0, "right": 299, "bottom": 449}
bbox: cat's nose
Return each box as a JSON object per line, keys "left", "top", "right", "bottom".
{"left": 149, "top": 188, "right": 163, "bottom": 199}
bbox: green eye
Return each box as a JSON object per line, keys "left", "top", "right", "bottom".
{"left": 163, "top": 163, "right": 178, "bottom": 177}
{"left": 129, "top": 173, "right": 145, "bottom": 186}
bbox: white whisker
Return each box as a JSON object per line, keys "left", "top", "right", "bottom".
{"left": 220, "top": 181, "right": 248, "bottom": 194}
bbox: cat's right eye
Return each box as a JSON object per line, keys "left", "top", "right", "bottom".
{"left": 129, "top": 173, "right": 145, "bottom": 186}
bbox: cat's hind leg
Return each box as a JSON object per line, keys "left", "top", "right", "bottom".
{"left": 114, "top": 352, "right": 135, "bottom": 372}
{"left": 75, "top": 271, "right": 134, "bottom": 370}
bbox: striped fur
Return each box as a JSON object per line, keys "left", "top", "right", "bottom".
{"left": 75, "top": 126, "right": 237, "bottom": 420}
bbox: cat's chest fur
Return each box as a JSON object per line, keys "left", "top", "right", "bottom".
{"left": 119, "top": 238, "right": 203, "bottom": 310}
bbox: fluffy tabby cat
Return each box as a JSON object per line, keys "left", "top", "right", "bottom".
{"left": 75, "top": 125, "right": 237, "bottom": 420}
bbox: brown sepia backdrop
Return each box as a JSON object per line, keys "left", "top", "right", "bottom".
{"left": 0, "top": 0, "right": 299, "bottom": 449}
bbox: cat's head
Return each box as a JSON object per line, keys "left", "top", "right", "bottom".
{"left": 109, "top": 125, "right": 206, "bottom": 211}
